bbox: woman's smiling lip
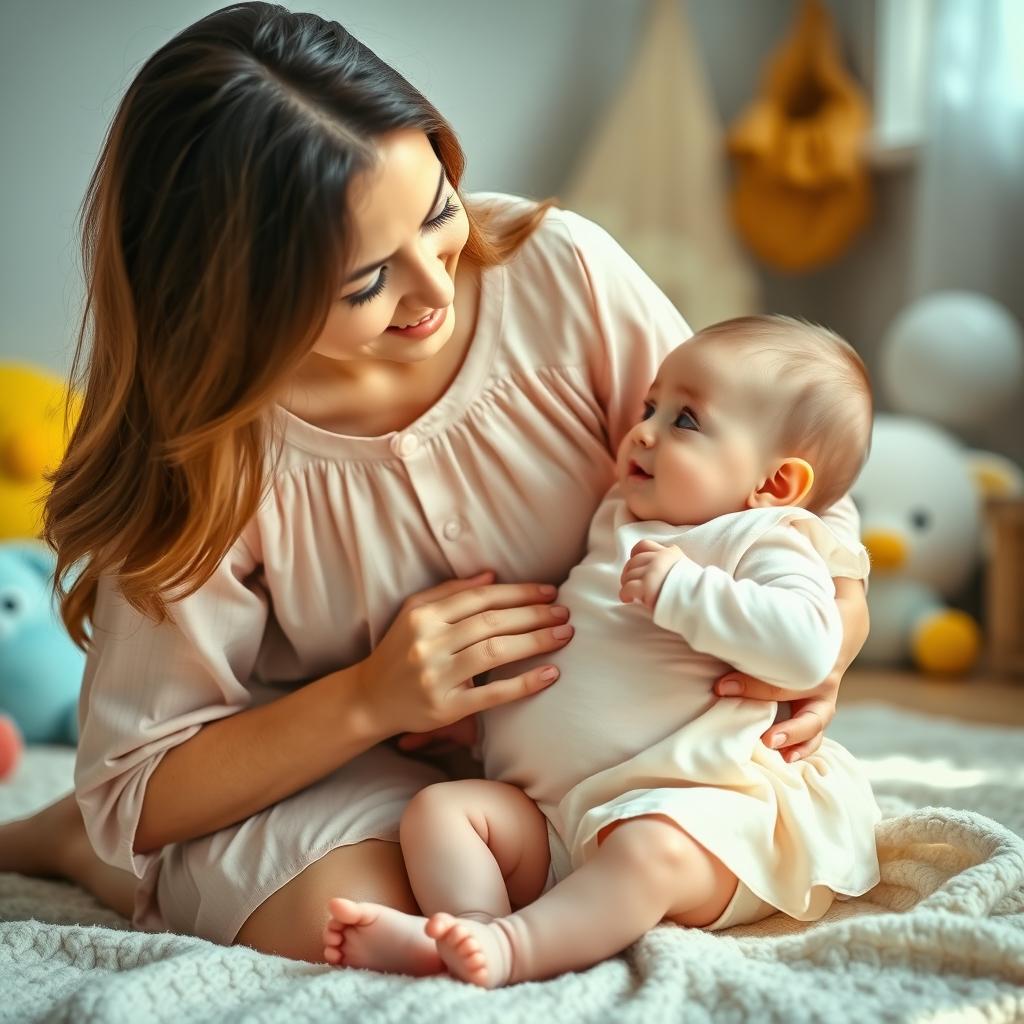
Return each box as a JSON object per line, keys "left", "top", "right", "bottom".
{"left": 386, "top": 306, "right": 447, "bottom": 339}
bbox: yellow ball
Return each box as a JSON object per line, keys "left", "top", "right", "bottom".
{"left": 912, "top": 609, "right": 981, "bottom": 676}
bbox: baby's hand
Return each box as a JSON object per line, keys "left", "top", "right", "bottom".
{"left": 619, "top": 539, "right": 686, "bottom": 611}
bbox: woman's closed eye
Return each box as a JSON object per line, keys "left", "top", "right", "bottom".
{"left": 343, "top": 193, "right": 462, "bottom": 307}
{"left": 347, "top": 266, "right": 389, "bottom": 307}
{"left": 422, "top": 194, "right": 460, "bottom": 233}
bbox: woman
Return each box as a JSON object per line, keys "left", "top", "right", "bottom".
{"left": 0, "top": 3, "right": 867, "bottom": 965}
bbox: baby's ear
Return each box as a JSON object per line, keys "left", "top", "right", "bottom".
{"left": 749, "top": 458, "right": 815, "bottom": 508}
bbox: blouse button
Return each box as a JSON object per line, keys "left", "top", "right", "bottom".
{"left": 392, "top": 433, "right": 420, "bottom": 458}
{"left": 443, "top": 518, "right": 464, "bottom": 541}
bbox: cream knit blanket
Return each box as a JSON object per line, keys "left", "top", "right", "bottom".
{"left": 2, "top": 702, "right": 1022, "bottom": 1023}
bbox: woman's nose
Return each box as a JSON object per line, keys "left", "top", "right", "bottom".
{"left": 405, "top": 243, "right": 456, "bottom": 310}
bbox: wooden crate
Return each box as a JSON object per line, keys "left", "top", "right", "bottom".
{"left": 986, "top": 497, "right": 1024, "bottom": 675}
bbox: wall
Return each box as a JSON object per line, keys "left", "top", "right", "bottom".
{"left": 1, "top": 0, "right": 1020, "bottom": 465}
{"left": 0, "top": 0, "right": 790, "bottom": 372}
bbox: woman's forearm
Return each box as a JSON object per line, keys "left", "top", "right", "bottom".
{"left": 134, "top": 661, "right": 382, "bottom": 854}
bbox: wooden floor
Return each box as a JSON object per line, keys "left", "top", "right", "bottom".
{"left": 841, "top": 667, "right": 1024, "bottom": 726}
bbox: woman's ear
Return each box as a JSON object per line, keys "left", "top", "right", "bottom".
{"left": 748, "top": 458, "right": 815, "bottom": 508}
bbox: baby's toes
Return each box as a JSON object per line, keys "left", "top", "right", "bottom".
{"left": 425, "top": 912, "right": 456, "bottom": 940}
{"left": 326, "top": 896, "right": 357, "bottom": 923}
{"left": 323, "top": 944, "right": 344, "bottom": 966}
{"left": 327, "top": 896, "right": 379, "bottom": 928}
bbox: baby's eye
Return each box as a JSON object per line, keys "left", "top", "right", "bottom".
{"left": 674, "top": 408, "right": 700, "bottom": 431}
{"left": 641, "top": 402, "right": 656, "bottom": 421}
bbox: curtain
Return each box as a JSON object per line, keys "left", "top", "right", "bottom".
{"left": 911, "top": 0, "right": 1024, "bottom": 306}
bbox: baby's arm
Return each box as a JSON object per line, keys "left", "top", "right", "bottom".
{"left": 620, "top": 528, "right": 841, "bottom": 690}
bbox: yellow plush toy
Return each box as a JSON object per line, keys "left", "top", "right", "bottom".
{"left": 727, "top": 0, "right": 872, "bottom": 272}
{"left": 0, "top": 363, "right": 79, "bottom": 540}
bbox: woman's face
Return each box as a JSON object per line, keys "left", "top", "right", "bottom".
{"left": 310, "top": 128, "right": 470, "bottom": 367}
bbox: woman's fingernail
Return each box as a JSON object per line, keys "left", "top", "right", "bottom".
{"left": 539, "top": 584, "right": 557, "bottom": 597}
{"left": 770, "top": 733, "right": 787, "bottom": 749}
{"left": 551, "top": 605, "right": 570, "bottom": 620}
{"left": 539, "top": 667, "right": 558, "bottom": 682}
{"left": 552, "top": 624, "right": 574, "bottom": 639}
{"left": 719, "top": 680, "right": 742, "bottom": 696}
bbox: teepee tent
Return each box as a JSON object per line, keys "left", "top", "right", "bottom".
{"left": 563, "top": 0, "right": 760, "bottom": 329}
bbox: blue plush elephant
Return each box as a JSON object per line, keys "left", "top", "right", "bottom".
{"left": 0, "top": 542, "right": 84, "bottom": 746}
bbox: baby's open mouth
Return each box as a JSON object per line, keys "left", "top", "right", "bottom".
{"left": 628, "top": 460, "right": 653, "bottom": 480}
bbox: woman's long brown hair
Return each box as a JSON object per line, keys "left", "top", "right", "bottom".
{"left": 46, "top": 2, "right": 552, "bottom": 648}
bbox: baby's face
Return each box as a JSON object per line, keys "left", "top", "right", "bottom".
{"left": 616, "top": 340, "right": 771, "bottom": 525}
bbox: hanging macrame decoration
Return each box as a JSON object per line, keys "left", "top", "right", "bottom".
{"left": 727, "top": 0, "right": 872, "bottom": 272}
{"left": 563, "top": 0, "right": 760, "bottom": 328}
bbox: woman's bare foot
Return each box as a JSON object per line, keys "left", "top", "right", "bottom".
{"left": 0, "top": 792, "right": 86, "bottom": 877}
{"left": 323, "top": 897, "right": 444, "bottom": 976}
{"left": 0, "top": 793, "right": 137, "bottom": 918}
{"left": 426, "top": 912, "right": 517, "bottom": 989}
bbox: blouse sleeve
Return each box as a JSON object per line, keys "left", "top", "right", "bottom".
{"left": 73, "top": 532, "right": 270, "bottom": 878}
{"left": 560, "top": 210, "right": 693, "bottom": 453}
{"left": 652, "top": 524, "right": 843, "bottom": 690}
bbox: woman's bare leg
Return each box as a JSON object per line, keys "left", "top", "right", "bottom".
{"left": 0, "top": 792, "right": 137, "bottom": 919}
{"left": 236, "top": 838, "right": 420, "bottom": 963}
{"left": 0, "top": 794, "right": 424, "bottom": 966}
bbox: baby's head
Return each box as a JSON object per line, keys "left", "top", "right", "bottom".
{"left": 618, "top": 315, "right": 873, "bottom": 525}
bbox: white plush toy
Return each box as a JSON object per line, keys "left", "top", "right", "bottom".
{"left": 853, "top": 291, "right": 1023, "bottom": 675}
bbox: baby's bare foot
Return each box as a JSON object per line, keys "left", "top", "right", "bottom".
{"left": 323, "top": 898, "right": 443, "bottom": 976}
{"left": 425, "top": 912, "right": 516, "bottom": 988}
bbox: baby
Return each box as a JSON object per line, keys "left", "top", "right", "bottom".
{"left": 323, "top": 315, "right": 881, "bottom": 986}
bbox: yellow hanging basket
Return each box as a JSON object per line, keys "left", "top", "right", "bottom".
{"left": 727, "top": 0, "right": 873, "bottom": 272}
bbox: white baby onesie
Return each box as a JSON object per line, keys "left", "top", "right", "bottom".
{"left": 481, "top": 487, "right": 881, "bottom": 922}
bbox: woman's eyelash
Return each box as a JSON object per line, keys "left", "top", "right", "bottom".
{"left": 344, "top": 197, "right": 460, "bottom": 307}
{"left": 424, "top": 195, "right": 460, "bottom": 232}
{"left": 346, "top": 266, "right": 389, "bottom": 307}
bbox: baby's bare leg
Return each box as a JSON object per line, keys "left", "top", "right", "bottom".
{"left": 428, "top": 814, "right": 737, "bottom": 988}
{"left": 323, "top": 779, "right": 550, "bottom": 974}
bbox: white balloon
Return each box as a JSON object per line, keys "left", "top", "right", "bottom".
{"left": 881, "top": 291, "right": 1024, "bottom": 430}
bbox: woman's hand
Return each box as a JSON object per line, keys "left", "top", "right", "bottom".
{"left": 355, "top": 571, "right": 573, "bottom": 737}
{"left": 713, "top": 578, "right": 869, "bottom": 762}
{"left": 396, "top": 714, "right": 479, "bottom": 754}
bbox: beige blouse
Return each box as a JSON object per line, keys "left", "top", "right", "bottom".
{"left": 73, "top": 194, "right": 862, "bottom": 938}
